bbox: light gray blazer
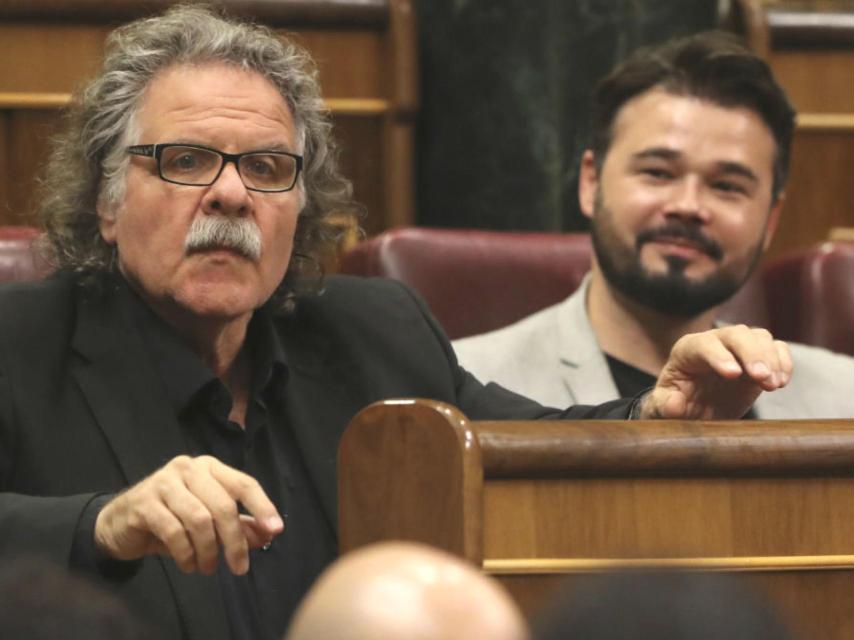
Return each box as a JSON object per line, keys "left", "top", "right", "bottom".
{"left": 454, "top": 276, "right": 854, "bottom": 418}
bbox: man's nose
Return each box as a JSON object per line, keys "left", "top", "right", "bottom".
{"left": 202, "top": 161, "right": 250, "bottom": 216}
{"left": 665, "top": 176, "right": 709, "bottom": 222}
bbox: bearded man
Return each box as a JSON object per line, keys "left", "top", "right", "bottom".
{"left": 454, "top": 31, "right": 851, "bottom": 418}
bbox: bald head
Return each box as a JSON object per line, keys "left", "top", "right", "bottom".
{"left": 285, "top": 542, "right": 529, "bottom": 640}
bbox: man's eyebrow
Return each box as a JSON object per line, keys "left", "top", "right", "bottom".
{"left": 715, "top": 161, "right": 759, "bottom": 184}
{"left": 630, "top": 147, "right": 681, "bottom": 162}
{"left": 631, "top": 148, "right": 760, "bottom": 184}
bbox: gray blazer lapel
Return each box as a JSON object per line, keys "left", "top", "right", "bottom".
{"left": 556, "top": 277, "right": 622, "bottom": 404}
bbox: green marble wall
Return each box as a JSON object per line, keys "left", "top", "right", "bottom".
{"left": 414, "top": 1, "right": 718, "bottom": 231}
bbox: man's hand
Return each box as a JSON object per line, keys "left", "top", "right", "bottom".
{"left": 94, "top": 455, "right": 284, "bottom": 575}
{"left": 638, "top": 325, "right": 792, "bottom": 420}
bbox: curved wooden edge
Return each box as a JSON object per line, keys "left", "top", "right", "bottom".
{"left": 0, "top": 93, "right": 73, "bottom": 109}
{"left": 0, "top": 0, "right": 390, "bottom": 27}
{"left": 485, "top": 555, "right": 854, "bottom": 574}
{"left": 474, "top": 419, "right": 854, "bottom": 477}
{"left": 337, "top": 398, "right": 484, "bottom": 564}
{"left": 797, "top": 113, "right": 854, "bottom": 133}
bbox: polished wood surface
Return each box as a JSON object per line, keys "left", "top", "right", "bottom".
{"left": 769, "top": 126, "right": 854, "bottom": 260}
{"left": 339, "top": 399, "right": 854, "bottom": 639}
{"left": 0, "top": 0, "right": 417, "bottom": 236}
{"left": 337, "top": 399, "right": 484, "bottom": 562}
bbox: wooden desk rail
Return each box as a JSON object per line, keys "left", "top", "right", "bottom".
{"left": 339, "top": 399, "right": 854, "bottom": 637}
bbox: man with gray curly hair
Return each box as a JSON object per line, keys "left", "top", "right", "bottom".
{"left": 0, "top": 5, "right": 792, "bottom": 640}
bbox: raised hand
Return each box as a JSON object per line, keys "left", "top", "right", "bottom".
{"left": 94, "top": 455, "right": 284, "bottom": 575}
{"left": 639, "top": 325, "right": 792, "bottom": 420}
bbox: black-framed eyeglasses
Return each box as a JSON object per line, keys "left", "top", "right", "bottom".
{"left": 127, "top": 143, "right": 303, "bottom": 192}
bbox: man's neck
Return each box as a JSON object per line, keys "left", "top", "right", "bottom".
{"left": 170, "top": 311, "right": 253, "bottom": 427}
{"left": 585, "top": 266, "right": 718, "bottom": 376}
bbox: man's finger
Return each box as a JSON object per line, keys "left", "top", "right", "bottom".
{"left": 162, "top": 483, "right": 221, "bottom": 575}
{"left": 775, "top": 339, "right": 793, "bottom": 385}
{"left": 184, "top": 467, "right": 251, "bottom": 575}
{"left": 676, "top": 331, "right": 743, "bottom": 380}
{"left": 715, "top": 326, "right": 784, "bottom": 388}
{"left": 207, "top": 458, "right": 284, "bottom": 536}
{"left": 144, "top": 500, "right": 199, "bottom": 574}
{"left": 239, "top": 514, "right": 283, "bottom": 549}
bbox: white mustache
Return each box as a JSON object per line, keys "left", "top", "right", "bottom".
{"left": 184, "top": 215, "right": 262, "bottom": 261}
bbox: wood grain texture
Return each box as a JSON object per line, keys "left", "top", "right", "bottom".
{"left": 338, "top": 399, "right": 484, "bottom": 563}
{"left": 768, "top": 127, "right": 854, "bottom": 260}
{"left": 336, "top": 399, "right": 854, "bottom": 640}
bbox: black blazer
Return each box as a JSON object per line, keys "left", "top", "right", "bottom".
{"left": 0, "top": 272, "right": 631, "bottom": 640}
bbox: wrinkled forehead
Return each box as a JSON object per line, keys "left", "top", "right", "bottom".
{"left": 134, "top": 62, "right": 301, "bottom": 151}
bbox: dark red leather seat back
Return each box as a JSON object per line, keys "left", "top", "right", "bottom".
{"left": 0, "top": 226, "right": 50, "bottom": 283}
{"left": 764, "top": 241, "right": 854, "bottom": 356}
{"left": 338, "top": 227, "right": 769, "bottom": 340}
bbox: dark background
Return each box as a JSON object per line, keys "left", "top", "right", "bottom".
{"left": 414, "top": 0, "right": 718, "bottom": 232}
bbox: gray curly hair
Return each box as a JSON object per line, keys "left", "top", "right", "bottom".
{"left": 37, "top": 3, "right": 357, "bottom": 305}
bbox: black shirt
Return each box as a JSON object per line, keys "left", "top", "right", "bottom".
{"left": 118, "top": 281, "right": 336, "bottom": 639}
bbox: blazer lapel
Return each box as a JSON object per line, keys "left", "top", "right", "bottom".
{"left": 70, "top": 285, "right": 230, "bottom": 640}
{"left": 556, "top": 279, "right": 622, "bottom": 404}
{"left": 276, "top": 317, "right": 361, "bottom": 532}
{"left": 70, "top": 285, "right": 188, "bottom": 485}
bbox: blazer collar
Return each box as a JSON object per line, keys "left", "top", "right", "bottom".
{"left": 555, "top": 275, "right": 621, "bottom": 404}
{"left": 274, "top": 309, "right": 358, "bottom": 532}
{"left": 70, "top": 280, "right": 189, "bottom": 486}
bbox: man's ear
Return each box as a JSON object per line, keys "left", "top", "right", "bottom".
{"left": 578, "top": 149, "right": 600, "bottom": 221}
{"left": 762, "top": 192, "right": 785, "bottom": 252}
{"left": 97, "top": 197, "right": 118, "bottom": 244}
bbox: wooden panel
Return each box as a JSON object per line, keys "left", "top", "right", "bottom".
{"left": 338, "top": 400, "right": 854, "bottom": 640}
{"left": 0, "top": 25, "right": 108, "bottom": 92}
{"left": 770, "top": 50, "right": 854, "bottom": 113}
{"left": 0, "top": 114, "right": 8, "bottom": 222}
{"left": 482, "top": 476, "right": 854, "bottom": 559}
{"left": 4, "top": 110, "right": 60, "bottom": 226}
{"left": 768, "top": 126, "right": 854, "bottom": 259}
{"left": 292, "top": 29, "right": 384, "bottom": 98}
{"left": 335, "top": 116, "right": 384, "bottom": 235}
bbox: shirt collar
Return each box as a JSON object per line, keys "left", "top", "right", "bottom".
{"left": 118, "top": 277, "right": 288, "bottom": 415}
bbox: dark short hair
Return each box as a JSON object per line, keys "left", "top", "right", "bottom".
{"left": 589, "top": 31, "right": 796, "bottom": 199}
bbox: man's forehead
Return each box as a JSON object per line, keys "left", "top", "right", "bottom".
{"left": 136, "top": 63, "right": 297, "bottom": 147}
{"left": 606, "top": 88, "right": 776, "bottom": 172}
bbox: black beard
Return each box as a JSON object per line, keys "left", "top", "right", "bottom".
{"left": 590, "top": 202, "right": 764, "bottom": 319}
